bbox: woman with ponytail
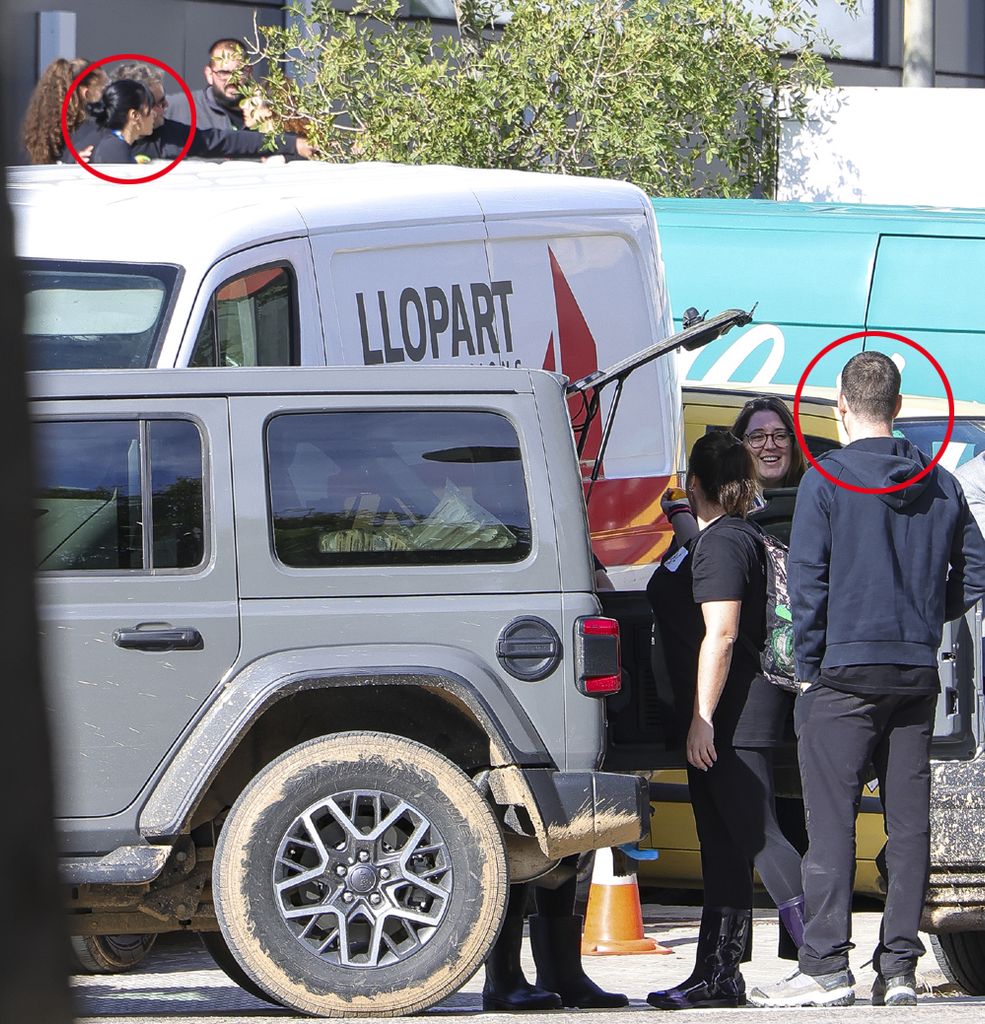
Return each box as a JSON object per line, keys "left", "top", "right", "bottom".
{"left": 86, "top": 79, "right": 155, "bottom": 163}
{"left": 646, "top": 431, "right": 803, "bottom": 1010}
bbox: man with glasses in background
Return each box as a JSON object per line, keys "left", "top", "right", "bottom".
{"left": 168, "top": 39, "right": 260, "bottom": 134}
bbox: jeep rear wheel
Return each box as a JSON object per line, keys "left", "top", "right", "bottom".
{"left": 70, "top": 934, "right": 157, "bottom": 973}
{"left": 931, "top": 931, "right": 985, "bottom": 995}
{"left": 212, "top": 731, "right": 508, "bottom": 1016}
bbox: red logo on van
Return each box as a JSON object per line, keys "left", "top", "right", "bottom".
{"left": 542, "top": 249, "right": 602, "bottom": 463}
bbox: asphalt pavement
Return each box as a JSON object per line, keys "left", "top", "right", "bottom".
{"left": 73, "top": 905, "right": 984, "bottom": 1023}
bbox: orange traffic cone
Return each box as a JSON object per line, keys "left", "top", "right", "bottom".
{"left": 581, "top": 847, "right": 672, "bottom": 955}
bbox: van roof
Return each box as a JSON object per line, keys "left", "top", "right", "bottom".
{"left": 9, "top": 161, "right": 650, "bottom": 267}
{"left": 650, "top": 197, "right": 985, "bottom": 237}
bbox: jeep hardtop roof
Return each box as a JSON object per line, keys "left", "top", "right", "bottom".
{"left": 27, "top": 364, "right": 542, "bottom": 400}
{"left": 8, "top": 162, "right": 653, "bottom": 268}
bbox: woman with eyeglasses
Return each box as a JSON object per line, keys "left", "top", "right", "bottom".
{"left": 664, "top": 397, "right": 806, "bottom": 548}
{"left": 732, "top": 396, "right": 806, "bottom": 490}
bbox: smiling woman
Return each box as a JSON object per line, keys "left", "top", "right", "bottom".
{"left": 87, "top": 79, "right": 156, "bottom": 163}
{"left": 732, "top": 396, "right": 806, "bottom": 489}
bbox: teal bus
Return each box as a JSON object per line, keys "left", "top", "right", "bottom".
{"left": 651, "top": 198, "right": 985, "bottom": 407}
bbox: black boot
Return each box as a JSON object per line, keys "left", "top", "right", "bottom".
{"left": 529, "top": 915, "right": 628, "bottom": 1009}
{"left": 483, "top": 885, "right": 563, "bottom": 1011}
{"left": 647, "top": 907, "right": 751, "bottom": 1010}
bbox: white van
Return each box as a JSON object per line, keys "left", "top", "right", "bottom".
{"left": 9, "top": 162, "right": 687, "bottom": 576}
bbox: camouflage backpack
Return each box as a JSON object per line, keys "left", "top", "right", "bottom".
{"left": 756, "top": 531, "right": 799, "bottom": 694}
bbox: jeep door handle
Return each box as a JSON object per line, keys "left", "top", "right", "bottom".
{"left": 113, "top": 626, "right": 202, "bottom": 651}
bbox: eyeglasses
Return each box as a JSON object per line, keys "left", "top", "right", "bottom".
{"left": 153, "top": 97, "right": 168, "bottom": 109}
{"left": 745, "top": 429, "right": 793, "bottom": 449}
{"left": 210, "top": 66, "right": 250, "bottom": 79}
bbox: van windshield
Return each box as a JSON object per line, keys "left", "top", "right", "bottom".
{"left": 896, "top": 418, "right": 985, "bottom": 472}
{"left": 23, "top": 260, "right": 180, "bottom": 369}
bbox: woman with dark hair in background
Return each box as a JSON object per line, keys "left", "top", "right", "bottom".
{"left": 646, "top": 431, "right": 804, "bottom": 1010}
{"left": 21, "top": 57, "right": 107, "bottom": 163}
{"left": 86, "top": 80, "right": 156, "bottom": 163}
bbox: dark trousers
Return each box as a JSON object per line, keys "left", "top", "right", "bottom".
{"left": 688, "top": 745, "right": 803, "bottom": 909}
{"left": 796, "top": 684, "right": 936, "bottom": 978}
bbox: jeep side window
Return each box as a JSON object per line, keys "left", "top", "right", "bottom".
{"left": 190, "top": 264, "right": 297, "bottom": 367}
{"left": 35, "top": 419, "right": 204, "bottom": 571}
{"left": 266, "top": 411, "right": 531, "bottom": 567}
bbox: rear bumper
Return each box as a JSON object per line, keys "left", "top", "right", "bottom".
{"left": 488, "top": 766, "right": 647, "bottom": 859}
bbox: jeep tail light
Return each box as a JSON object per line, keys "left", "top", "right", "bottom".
{"left": 575, "top": 616, "right": 621, "bottom": 696}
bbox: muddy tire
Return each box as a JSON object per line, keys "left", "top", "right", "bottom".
{"left": 70, "top": 933, "right": 157, "bottom": 973}
{"left": 931, "top": 931, "right": 985, "bottom": 995}
{"left": 213, "top": 731, "right": 508, "bottom": 1017}
{"left": 199, "top": 932, "right": 279, "bottom": 1003}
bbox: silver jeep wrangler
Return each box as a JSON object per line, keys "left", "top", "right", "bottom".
{"left": 34, "top": 361, "right": 659, "bottom": 1015}
{"left": 31, "top": 309, "right": 768, "bottom": 1013}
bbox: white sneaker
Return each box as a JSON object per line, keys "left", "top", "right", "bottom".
{"left": 748, "top": 968, "right": 856, "bottom": 1007}
{"left": 871, "top": 971, "right": 917, "bottom": 1006}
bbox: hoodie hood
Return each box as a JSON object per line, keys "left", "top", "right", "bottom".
{"left": 820, "top": 437, "right": 933, "bottom": 509}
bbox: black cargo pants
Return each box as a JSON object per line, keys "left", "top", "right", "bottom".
{"left": 795, "top": 683, "right": 936, "bottom": 979}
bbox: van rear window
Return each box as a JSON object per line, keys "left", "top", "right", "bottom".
{"left": 23, "top": 260, "right": 180, "bottom": 369}
{"left": 266, "top": 410, "right": 532, "bottom": 568}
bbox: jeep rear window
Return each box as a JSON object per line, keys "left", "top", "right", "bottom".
{"left": 35, "top": 419, "right": 204, "bottom": 572}
{"left": 267, "top": 411, "right": 531, "bottom": 568}
{"left": 23, "top": 260, "right": 179, "bottom": 369}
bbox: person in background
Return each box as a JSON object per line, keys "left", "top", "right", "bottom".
{"left": 167, "top": 38, "right": 253, "bottom": 132}
{"left": 72, "top": 62, "right": 312, "bottom": 162}
{"left": 86, "top": 80, "right": 156, "bottom": 163}
{"left": 646, "top": 431, "right": 804, "bottom": 1011}
{"left": 750, "top": 352, "right": 985, "bottom": 1009}
{"left": 482, "top": 547, "right": 625, "bottom": 1011}
{"left": 955, "top": 452, "right": 985, "bottom": 538}
{"left": 21, "top": 57, "right": 106, "bottom": 163}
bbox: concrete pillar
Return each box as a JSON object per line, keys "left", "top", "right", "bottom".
{"left": 902, "top": 0, "right": 935, "bottom": 87}
{"left": 36, "top": 10, "right": 77, "bottom": 77}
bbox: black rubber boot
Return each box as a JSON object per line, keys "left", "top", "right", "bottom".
{"left": 482, "top": 885, "right": 563, "bottom": 1011}
{"left": 529, "top": 915, "right": 628, "bottom": 1009}
{"left": 647, "top": 907, "right": 751, "bottom": 1010}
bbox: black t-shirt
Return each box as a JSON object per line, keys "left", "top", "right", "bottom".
{"left": 90, "top": 131, "right": 135, "bottom": 164}
{"left": 647, "top": 515, "right": 793, "bottom": 748}
{"left": 821, "top": 664, "right": 940, "bottom": 696}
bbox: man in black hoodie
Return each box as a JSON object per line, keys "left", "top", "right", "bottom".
{"left": 750, "top": 351, "right": 985, "bottom": 1009}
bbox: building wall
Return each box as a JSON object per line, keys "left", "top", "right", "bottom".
{"left": 827, "top": 0, "right": 985, "bottom": 88}
{"left": 5, "top": 1, "right": 985, "bottom": 164}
